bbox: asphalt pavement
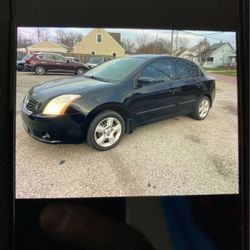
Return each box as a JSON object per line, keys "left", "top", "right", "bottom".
{"left": 15, "top": 72, "right": 239, "bottom": 198}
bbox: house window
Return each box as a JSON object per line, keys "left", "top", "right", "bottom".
{"left": 207, "top": 57, "right": 214, "bottom": 62}
{"left": 112, "top": 52, "right": 117, "bottom": 58}
{"left": 96, "top": 33, "right": 103, "bottom": 43}
{"left": 91, "top": 51, "right": 96, "bottom": 55}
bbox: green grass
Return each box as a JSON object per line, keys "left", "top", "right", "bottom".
{"left": 203, "top": 67, "right": 237, "bottom": 77}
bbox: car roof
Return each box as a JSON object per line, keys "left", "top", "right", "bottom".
{"left": 127, "top": 54, "right": 200, "bottom": 65}
{"left": 34, "top": 52, "right": 62, "bottom": 56}
{"left": 128, "top": 54, "right": 172, "bottom": 59}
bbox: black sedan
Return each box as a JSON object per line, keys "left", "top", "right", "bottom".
{"left": 21, "top": 55, "right": 215, "bottom": 150}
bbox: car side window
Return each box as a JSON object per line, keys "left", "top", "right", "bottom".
{"left": 139, "top": 60, "right": 175, "bottom": 82}
{"left": 54, "top": 55, "right": 67, "bottom": 62}
{"left": 153, "top": 59, "right": 175, "bottom": 80}
{"left": 41, "top": 54, "right": 56, "bottom": 61}
{"left": 175, "top": 60, "right": 199, "bottom": 79}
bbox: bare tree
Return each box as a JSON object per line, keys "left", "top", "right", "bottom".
{"left": 35, "top": 28, "right": 50, "bottom": 43}
{"left": 136, "top": 33, "right": 151, "bottom": 49}
{"left": 55, "top": 30, "right": 82, "bottom": 49}
{"left": 198, "top": 38, "right": 211, "bottom": 65}
{"left": 136, "top": 37, "right": 171, "bottom": 54}
{"left": 17, "top": 33, "right": 34, "bottom": 48}
{"left": 122, "top": 38, "right": 136, "bottom": 54}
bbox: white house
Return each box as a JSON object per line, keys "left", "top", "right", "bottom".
{"left": 178, "top": 39, "right": 210, "bottom": 65}
{"left": 203, "top": 42, "right": 236, "bottom": 68}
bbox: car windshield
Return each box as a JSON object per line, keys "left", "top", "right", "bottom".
{"left": 88, "top": 57, "right": 105, "bottom": 64}
{"left": 84, "top": 57, "right": 147, "bottom": 82}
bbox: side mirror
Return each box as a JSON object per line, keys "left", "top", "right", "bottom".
{"left": 138, "top": 77, "right": 155, "bottom": 84}
{"left": 137, "top": 76, "right": 161, "bottom": 87}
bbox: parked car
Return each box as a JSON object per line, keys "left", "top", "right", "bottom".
{"left": 16, "top": 54, "right": 32, "bottom": 71}
{"left": 86, "top": 56, "right": 108, "bottom": 68}
{"left": 21, "top": 55, "right": 215, "bottom": 151}
{"left": 24, "top": 53, "right": 89, "bottom": 75}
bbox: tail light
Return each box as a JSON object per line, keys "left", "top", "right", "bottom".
{"left": 25, "top": 58, "right": 32, "bottom": 63}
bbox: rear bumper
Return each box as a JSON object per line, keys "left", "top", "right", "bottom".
{"left": 21, "top": 106, "right": 88, "bottom": 143}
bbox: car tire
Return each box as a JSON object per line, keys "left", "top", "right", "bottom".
{"left": 34, "top": 65, "right": 46, "bottom": 75}
{"left": 87, "top": 110, "right": 125, "bottom": 151}
{"left": 191, "top": 96, "right": 211, "bottom": 120}
{"left": 76, "top": 67, "right": 86, "bottom": 76}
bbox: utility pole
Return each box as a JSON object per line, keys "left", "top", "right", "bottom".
{"left": 170, "top": 30, "right": 174, "bottom": 55}
{"left": 175, "top": 30, "right": 179, "bottom": 50}
{"left": 154, "top": 34, "right": 158, "bottom": 54}
{"left": 37, "top": 28, "right": 40, "bottom": 43}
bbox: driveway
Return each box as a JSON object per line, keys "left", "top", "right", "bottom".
{"left": 16, "top": 72, "right": 239, "bottom": 198}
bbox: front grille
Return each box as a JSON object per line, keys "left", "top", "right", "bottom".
{"left": 25, "top": 95, "right": 39, "bottom": 112}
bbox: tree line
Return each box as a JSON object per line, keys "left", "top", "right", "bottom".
{"left": 17, "top": 28, "right": 189, "bottom": 54}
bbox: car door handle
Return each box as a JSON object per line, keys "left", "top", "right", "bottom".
{"left": 196, "top": 82, "right": 202, "bottom": 87}
{"left": 169, "top": 88, "right": 178, "bottom": 94}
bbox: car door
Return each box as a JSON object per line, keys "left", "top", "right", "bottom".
{"left": 173, "top": 59, "right": 203, "bottom": 114}
{"left": 53, "top": 54, "right": 75, "bottom": 73}
{"left": 131, "top": 59, "right": 179, "bottom": 125}
{"left": 37, "top": 54, "right": 55, "bottom": 71}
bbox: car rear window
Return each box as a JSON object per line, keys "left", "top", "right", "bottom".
{"left": 175, "top": 60, "right": 199, "bottom": 79}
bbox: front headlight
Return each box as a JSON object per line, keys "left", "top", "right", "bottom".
{"left": 42, "top": 94, "right": 81, "bottom": 116}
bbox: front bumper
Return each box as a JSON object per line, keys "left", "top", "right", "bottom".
{"left": 21, "top": 106, "right": 88, "bottom": 144}
{"left": 23, "top": 64, "right": 33, "bottom": 72}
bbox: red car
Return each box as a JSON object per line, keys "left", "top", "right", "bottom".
{"left": 24, "top": 53, "right": 89, "bottom": 75}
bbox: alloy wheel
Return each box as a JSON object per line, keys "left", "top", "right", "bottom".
{"left": 77, "top": 68, "right": 84, "bottom": 75}
{"left": 35, "top": 66, "right": 45, "bottom": 75}
{"left": 94, "top": 117, "right": 122, "bottom": 147}
{"left": 199, "top": 99, "right": 210, "bottom": 118}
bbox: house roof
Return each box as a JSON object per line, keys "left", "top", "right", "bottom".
{"left": 108, "top": 32, "right": 121, "bottom": 44}
{"left": 73, "top": 28, "right": 125, "bottom": 52}
{"left": 178, "top": 39, "right": 210, "bottom": 58}
{"left": 173, "top": 48, "right": 186, "bottom": 57}
{"left": 28, "top": 40, "right": 70, "bottom": 50}
{"left": 206, "top": 42, "right": 233, "bottom": 57}
{"left": 52, "top": 41, "right": 70, "bottom": 49}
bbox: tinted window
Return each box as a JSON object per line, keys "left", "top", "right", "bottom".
{"left": 175, "top": 60, "right": 199, "bottom": 79}
{"left": 84, "top": 57, "right": 147, "bottom": 82}
{"left": 140, "top": 59, "right": 175, "bottom": 82}
{"left": 140, "top": 65, "right": 166, "bottom": 82}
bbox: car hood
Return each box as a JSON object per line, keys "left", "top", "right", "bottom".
{"left": 86, "top": 63, "right": 98, "bottom": 67}
{"left": 29, "top": 76, "right": 113, "bottom": 102}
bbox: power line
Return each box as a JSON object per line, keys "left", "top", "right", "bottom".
{"left": 179, "top": 30, "right": 236, "bottom": 44}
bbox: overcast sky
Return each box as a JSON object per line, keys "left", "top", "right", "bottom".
{"left": 18, "top": 27, "right": 236, "bottom": 48}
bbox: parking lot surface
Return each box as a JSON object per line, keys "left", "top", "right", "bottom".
{"left": 16, "top": 72, "right": 239, "bottom": 198}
